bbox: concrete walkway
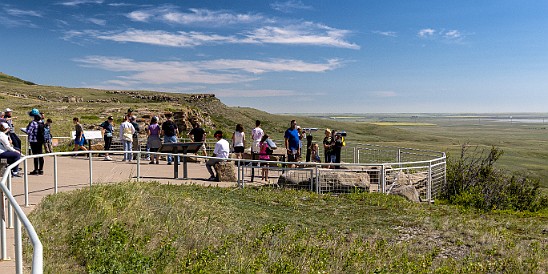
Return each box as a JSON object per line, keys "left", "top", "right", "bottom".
{"left": 0, "top": 154, "right": 253, "bottom": 273}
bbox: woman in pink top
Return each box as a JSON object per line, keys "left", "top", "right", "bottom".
{"left": 259, "top": 135, "right": 270, "bottom": 181}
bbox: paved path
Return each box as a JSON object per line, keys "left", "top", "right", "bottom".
{"left": 0, "top": 154, "right": 259, "bottom": 273}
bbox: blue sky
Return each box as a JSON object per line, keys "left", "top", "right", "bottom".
{"left": 1, "top": 1, "right": 548, "bottom": 113}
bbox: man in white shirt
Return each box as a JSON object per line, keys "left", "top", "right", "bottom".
{"left": 251, "top": 120, "right": 264, "bottom": 154}
{"left": 206, "top": 130, "right": 230, "bottom": 181}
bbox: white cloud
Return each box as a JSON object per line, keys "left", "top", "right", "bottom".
{"left": 418, "top": 28, "right": 435, "bottom": 37}
{"left": 74, "top": 23, "right": 359, "bottom": 49}
{"left": 444, "top": 30, "right": 461, "bottom": 39}
{"left": 271, "top": 1, "right": 312, "bottom": 13}
{"left": 5, "top": 8, "right": 42, "bottom": 17}
{"left": 418, "top": 28, "right": 467, "bottom": 44}
{"left": 57, "top": 0, "right": 104, "bottom": 6}
{"left": 127, "top": 7, "right": 265, "bottom": 26}
{"left": 372, "top": 30, "right": 397, "bottom": 37}
{"left": 96, "top": 29, "right": 238, "bottom": 47}
{"left": 243, "top": 23, "right": 360, "bottom": 49}
{"left": 74, "top": 56, "right": 341, "bottom": 87}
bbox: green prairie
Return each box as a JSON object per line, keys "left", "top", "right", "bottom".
{"left": 26, "top": 182, "right": 548, "bottom": 273}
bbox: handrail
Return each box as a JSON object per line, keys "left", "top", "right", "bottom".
{"left": 0, "top": 143, "right": 446, "bottom": 273}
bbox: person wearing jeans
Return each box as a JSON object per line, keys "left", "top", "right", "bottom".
{"left": 119, "top": 115, "right": 135, "bottom": 162}
{"left": 161, "top": 113, "right": 179, "bottom": 165}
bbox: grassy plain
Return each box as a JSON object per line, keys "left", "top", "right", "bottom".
{"left": 27, "top": 182, "right": 548, "bottom": 273}
{"left": 299, "top": 113, "right": 548, "bottom": 189}
{"left": 5, "top": 74, "right": 546, "bottom": 272}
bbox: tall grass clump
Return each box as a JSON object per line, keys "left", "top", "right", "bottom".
{"left": 443, "top": 145, "right": 548, "bottom": 211}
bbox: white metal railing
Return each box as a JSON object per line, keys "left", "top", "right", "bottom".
{"left": 0, "top": 144, "right": 445, "bottom": 273}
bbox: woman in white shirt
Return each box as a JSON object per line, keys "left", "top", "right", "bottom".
{"left": 232, "top": 124, "right": 245, "bottom": 159}
{"left": 0, "top": 122, "right": 22, "bottom": 177}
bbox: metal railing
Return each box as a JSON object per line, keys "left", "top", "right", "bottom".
{"left": 0, "top": 144, "right": 445, "bottom": 273}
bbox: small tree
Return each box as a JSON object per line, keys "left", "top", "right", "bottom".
{"left": 443, "top": 145, "right": 547, "bottom": 211}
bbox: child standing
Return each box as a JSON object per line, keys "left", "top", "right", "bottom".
{"left": 259, "top": 135, "right": 270, "bottom": 181}
{"left": 311, "top": 143, "right": 321, "bottom": 163}
{"left": 43, "top": 118, "right": 53, "bottom": 153}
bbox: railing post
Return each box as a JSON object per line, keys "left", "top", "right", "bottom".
{"left": 89, "top": 152, "right": 93, "bottom": 187}
{"left": 427, "top": 161, "right": 432, "bottom": 202}
{"left": 136, "top": 151, "right": 141, "bottom": 182}
{"left": 24, "top": 159, "right": 29, "bottom": 207}
{"left": 315, "top": 165, "right": 319, "bottom": 194}
{"left": 1, "top": 191, "right": 7, "bottom": 261}
{"left": 54, "top": 155, "right": 58, "bottom": 194}
{"left": 237, "top": 159, "right": 241, "bottom": 187}
{"left": 7, "top": 174, "right": 13, "bottom": 228}
{"left": 241, "top": 161, "right": 245, "bottom": 188}
{"left": 14, "top": 216, "right": 22, "bottom": 274}
{"left": 381, "top": 165, "right": 386, "bottom": 193}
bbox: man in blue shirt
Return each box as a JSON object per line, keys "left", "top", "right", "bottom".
{"left": 284, "top": 120, "right": 300, "bottom": 167}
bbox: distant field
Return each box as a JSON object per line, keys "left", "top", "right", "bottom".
{"left": 370, "top": 122, "right": 436, "bottom": 126}
{"left": 307, "top": 113, "right": 548, "bottom": 188}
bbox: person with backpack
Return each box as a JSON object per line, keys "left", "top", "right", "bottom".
{"left": 161, "top": 113, "right": 179, "bottom": 165}
{"left": 119, "top": 115, "right": 135, "bottom": 162}
{"left": 100, "top": 116, "right": 114, "bottom": 161}
{"left": 73, "top": 117, "right": 88, "bottom": 153}
{"left": 129, "top": 116, "right": 140, "bottom": 160}
{"left": 26, "top": 109, "right": 45, "bottom": 175}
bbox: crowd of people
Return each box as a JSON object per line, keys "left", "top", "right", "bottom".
{"left": 0, "top": 107, "right": 345, "bottom": 179}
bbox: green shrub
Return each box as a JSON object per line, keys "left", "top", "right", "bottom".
{"left": 443, "top": 145, "right": 548, "bottom": 211}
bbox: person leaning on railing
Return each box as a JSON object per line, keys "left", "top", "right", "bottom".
{"left": 0, "top": 122, "right": 22, "bottom": 177}
{"left": 205, "top": 130, "right": 230, "bottom": 181}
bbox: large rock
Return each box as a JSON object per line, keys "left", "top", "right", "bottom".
{"left": 389, "top": 184, "right": 421, "bottom": 202}
{"left": 214, "top": 161, "right": 236, "bottom": 182}
{"left": 277, "top": 169, "right": 370, "bottom": 192}
{"left": 277, "top": 170, "right": 314, "bottom": 188}
{"left": 318, "top": 171, "right": 370, "bottom": 191}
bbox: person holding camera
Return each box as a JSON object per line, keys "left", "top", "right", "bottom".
{"left": 331, "top": 130, "right": 344, "bottom": 169}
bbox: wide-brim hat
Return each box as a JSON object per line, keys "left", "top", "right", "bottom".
{"left": 4, "top": 108, "right": 12, "bottom": 112}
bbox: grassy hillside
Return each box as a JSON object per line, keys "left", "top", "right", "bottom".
{"left": 0, "top": 73, "right": 409, "bottom": 143}
{"left": 0, "top": 72, "right": 35, "bottom": 85}
{"left": 26, "top": 182, "right": 548, "bottom": 273}
{"left": 2, "top": 73, "right": 547, "bottom": 187}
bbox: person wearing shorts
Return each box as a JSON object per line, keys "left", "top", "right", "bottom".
{"left": 232, "top": 124, "right": 245, "bottom": 159}
{"left": 284, "top": 120, "right": 300, "bottom": 167}
{"left": 73, "top": 117, "right": 88, "bottom": 153}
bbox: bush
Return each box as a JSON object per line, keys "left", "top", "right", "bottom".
{"left": 442, "top": 145, "right": 548, "bottom": 211}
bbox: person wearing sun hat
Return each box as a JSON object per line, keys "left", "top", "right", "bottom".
{"left": 26, "top": 108, "right": 45, "bottom": 175}
{"left": 0, "top": 122, "right": 22, "bottom": 177}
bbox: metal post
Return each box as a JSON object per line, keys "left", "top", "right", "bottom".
{"left": 24, "top": 159, "right": 29, "bottom": 207}
{"left": 1, "top": 192, "right": 7, "bottom": 260}
{"left": 15, "top": 216, "right": 22, "bottom": 274}
{"left": 241, "top": 162, "right": 245, "bottom": 188}
{"left": 237, "top": 159, "right": 241, "bottom": 187}
{"left": 136, "top": 151, "right": 141, "bottom": 182}
{"left": 315, "top": 165, "right": 319, "bottom": 193}
{"left": 356, "top": 149, "right": 360, "bottom": 164}
{"left": 427, "top": 161, "right": 432, "bottom": 202}
{"left": 89, "top": 152, "right": 93, "bottom": 187}
{"left": 381, "top": 165, "right": 386, "bottom": 193}
{"left": 7, "top": 175, "right": 13, "bottom": 228}
{"left": 54, "top": 155, "right": 58, "bottom": 194}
